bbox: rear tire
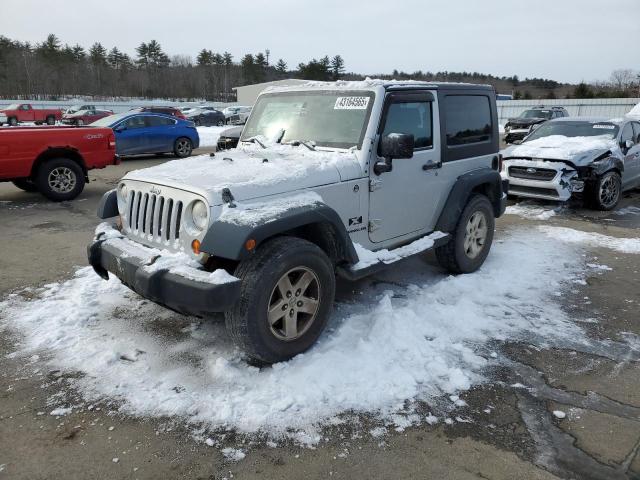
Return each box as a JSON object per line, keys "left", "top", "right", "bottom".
{"left": 8, "top": 117, "right": 18, "bottom": 126}
{"left": 225, "top": 236, "right": 335, "bottom": 364}
{"left": 12, "top": 179, "right": 39, "bottom": 192}
{"left": 46, "top": 116, "right": 55, "bottom": 125}
{"left": 173, "top": 137, "right": 193, "bottom": 158}
{"left": 35, "top": 158, "right": 85, "bottom": 201}
{"left": 586, "top": 170, "right": 621, "bottom": 211}
{"left": 436, "top": 194, "right": 495, "bottom": 274}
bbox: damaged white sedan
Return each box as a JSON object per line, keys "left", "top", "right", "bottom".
{"left": 502, "top": 117, "right": 640, "bottom": 210}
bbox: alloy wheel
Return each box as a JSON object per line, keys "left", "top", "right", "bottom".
{"left": 47, "top": 167, "right": 76, "bottom": 193}
{"left": 599, "top": 174, "right": 620, "bottom": 209}
{"left": 463, "top": 211, "right": 488, "bottom": 259}
{"left": 267, "top": 267, "right": 321, "bottom": 341}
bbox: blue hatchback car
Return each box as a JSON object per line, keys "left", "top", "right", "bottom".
{"left": 91, "top": 112, "right": 200, "bottom": 157}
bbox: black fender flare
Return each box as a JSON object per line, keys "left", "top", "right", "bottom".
{"left": 435, "top": 168, "right": 505, "bottom": 233}
{"left": 97, "top": 189, "right": 118, "bottom": 218}
{"left": 201, "top": 203, "right": 359, "bottom": 263}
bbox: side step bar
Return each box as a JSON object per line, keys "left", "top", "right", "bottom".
{"left": 337, "top": 232, "right": 450, "bottom": 281}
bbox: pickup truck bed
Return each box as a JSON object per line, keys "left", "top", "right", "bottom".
{"left": 0, "top": 126, "right": 119, "bottom": 201}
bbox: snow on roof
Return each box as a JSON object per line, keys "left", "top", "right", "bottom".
{"left": 627, "top": 102, "right": 640, "bottom": 118}
{"left": 263, "top": 77, "right": 492, "bottom": 93}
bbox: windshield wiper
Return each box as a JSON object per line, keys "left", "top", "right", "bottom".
{"left": 244, "top": 136, "right": 266, "bottom": 149}
{"left": 283, "top": 140, "right": 316, "bottom": 151}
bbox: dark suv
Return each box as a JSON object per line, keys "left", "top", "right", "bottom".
{"left": 504, "top": 106, "right": 569, "bottom": 144}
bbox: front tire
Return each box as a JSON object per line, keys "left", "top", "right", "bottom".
{"left": 35, "top": 158, "right": 85, "bottom": 201}
{"left": 76, "top": 119, "right": 84, "bottom": 126}
{"left": 46, "top": 116, "right": 55, "bottom": 125}
{"left": 436, "top": 194, "right": 495, "bottom": 274}
{"left": 12, "top": 179, "right": 39, "bottom": 192}
{"left": 173, "top": 137, "right": 193, "bottom": 158}
{"left": 225, "top": 237, "right": 336, "bottom": 364}
{"left": 586, "top": 170, "right": 621, "bottom": 211}
{"left": 8, "top": 117, "right": 18, "bottom": 126}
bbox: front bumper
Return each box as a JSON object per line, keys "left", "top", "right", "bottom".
{"left": 504, "top": 129, "right": 530, "bottom": 143}
{"left": 502, "top": 160, "right": 580, "bottom": 202}
{"left": 87, "top": 230, "right": 241, "bottom": 316}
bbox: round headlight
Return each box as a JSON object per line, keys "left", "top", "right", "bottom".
{"left": 191, "top": 200, "right": 208, "bottom": 230}
{"left": 118, "top": 183, "right": 128, "bottom": 200}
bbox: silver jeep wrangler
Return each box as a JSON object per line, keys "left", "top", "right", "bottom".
{"left": 89, "top": 80, "right": 507, "bottom": 363}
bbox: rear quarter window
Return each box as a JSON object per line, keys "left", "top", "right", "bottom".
{"left": 444, "top": 95, "right": 492, "bottom": 146}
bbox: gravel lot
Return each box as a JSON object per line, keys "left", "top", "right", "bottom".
{"left": 1, "top": 153, "right": 640, "bottom": 480}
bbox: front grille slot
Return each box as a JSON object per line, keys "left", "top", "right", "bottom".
{"left": 124, "top": 188, "right": 184, "bottom": 245}
{"left": 509, "top": 166, "right": 557, "bottom": 181}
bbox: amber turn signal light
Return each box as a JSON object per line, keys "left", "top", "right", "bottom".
{"left": 245, "top": 239, "right": 256, "bottom": 251}
{"left": 191, "top": 239, "right": 201, "bottom": 254}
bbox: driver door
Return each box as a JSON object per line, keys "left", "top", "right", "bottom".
{"left": 368, "top": 92, "right": 447, "bottom": 243}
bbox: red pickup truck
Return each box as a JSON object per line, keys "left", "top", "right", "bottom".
{"left": 0, "top": 103, "right": 63, "bottom": 126}
{"left": 0, "top": 126, "right": 119, "bottom": 201}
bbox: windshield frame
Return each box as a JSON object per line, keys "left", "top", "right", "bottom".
{"left": 524, "top": 120, "right": 620, "bottom": 142}
{"left": 240, "top": 90, "right": 376, "bottom": 150}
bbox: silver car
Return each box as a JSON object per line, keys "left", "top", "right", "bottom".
{"left": 502, "top": 117, "right": 640, "bottom": 210}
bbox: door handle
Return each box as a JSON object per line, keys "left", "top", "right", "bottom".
{"left": 422, "top": 160, "right": 442, "bottom": 171}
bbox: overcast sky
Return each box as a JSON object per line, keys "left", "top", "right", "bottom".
{"left": 2, "top": 0, "right": 638, "bottom": 84}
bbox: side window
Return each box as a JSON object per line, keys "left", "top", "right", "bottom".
{"left": 20, "top": 105, "right": 30, "bottom": 111}
{"left": 380, "top": 101, "right": 433, "bottom": 150}
{"left": 147, "top": 116, "right": 176, "bottom": 127}
{"left": 621, "top": 123, "right": 634, "bottom": 143}
{"left": 123, "top": 116, "right": 147, "bottom": 129}
{"left": 444, "top": 95, "right": 492, "bottom": 146}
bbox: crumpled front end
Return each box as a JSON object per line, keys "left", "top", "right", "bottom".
{"left": 501, "top": 159, "right": 583, "bottom": 201}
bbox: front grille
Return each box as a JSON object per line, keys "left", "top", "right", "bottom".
{"left": 509, "top": 166, "right": 557, "bottom": 181}
{"left": 125, "top": 190, "right": 183, "bottom": 244}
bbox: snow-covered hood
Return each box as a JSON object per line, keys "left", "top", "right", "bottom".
{"left": 123, "top": 144, "right": 364, "bottom": 206}
{"left": 502, "top": 135, "right": 619, "bottom": 166}
{"left": 506, "top": 117, "right": 545, "bottom": 126}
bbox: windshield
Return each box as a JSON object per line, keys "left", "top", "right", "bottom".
{"left": 519, "top": 109, "right": 552, "bottom": 119}
{"left": 525, "top": 121, "right": 620, "bottom": 142}
{"left": 241, "top": 91, "right": 374, "bottom": 149}
{"left": 90, "top": 113, "right": 128, "bottom": 127}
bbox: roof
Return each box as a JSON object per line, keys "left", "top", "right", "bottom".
{"left": 263, "top": 78, "right": 494, "bottom": 94}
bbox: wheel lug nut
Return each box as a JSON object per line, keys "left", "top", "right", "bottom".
{"left": 281, "top": 304, "right": 287, "bottom": 311}
{"left": 289, "top": 309, "right": 294, "bottom": 316}
{"left": 297, "top": 301, "right": 303, "bottom": 307}
{"left": 286, "top": 291, "right": 292, "bottom": 298}
{"left": 295, "top": 289, "right": 301, "bottom": 296}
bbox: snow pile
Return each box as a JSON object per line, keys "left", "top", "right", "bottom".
{"left": 196, "top": 126, "right": 230, "bottom": 148}
{"left": 218, "top": 191, "right": 323, "bottom": 227}
{"left": 540, "top": 226, "right": 640, "bottom": 254}
{"left": 506, "top": 135, "right": 617, "bottom": 161}
{"left": 352, "top": 232, "right": 448, "bottom": 269}
{"left": 0, "top": 229, "right": 588, "bottom": 443}
{"left": 613, "top": 206, "right": 640, "bottom": 216}
{"left": 505, "top": 203, "right": 563, "bottom": 221}
{"left": 627, "top": 102, "right": 640, "bottom": 119}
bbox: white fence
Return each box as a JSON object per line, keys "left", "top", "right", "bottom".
{"left": 497, "top": 98, "right": 639, "bottom": 125}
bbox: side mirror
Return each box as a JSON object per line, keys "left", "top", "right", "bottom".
{"left": 375, "top": 133, "right": 414, "bottom": 175}
{"left": 624, "top": 139, "right": 635, "bottom": 149}
{"left": 114, "top": 124, "right": 125, "bottom": 133}
{"left": 380, "top": 133, "right": 414, "bottom": 159}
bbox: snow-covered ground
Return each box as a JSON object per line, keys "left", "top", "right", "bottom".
{"left": 505, "top": 202, "right": 565, "bottom": 220}
{"left": 196, "top": 125, "right": 231, "bottom": 148}
{"left": 0, "top": 227, "right": 597, "bottom": 446}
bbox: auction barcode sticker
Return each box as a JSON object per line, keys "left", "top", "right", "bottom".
{"left": 334, "top": 96, "right": 370, "bottom": 110}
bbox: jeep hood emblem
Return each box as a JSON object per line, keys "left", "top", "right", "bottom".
{"left": 150, "top": 186, "right": 162, "bottom": 195}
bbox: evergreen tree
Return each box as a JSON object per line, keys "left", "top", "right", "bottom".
{"left": 275, "top": 58, "right": 287, "bottom": 74}
{"left": 197, "top": 49, "right": 213, "bottom": 66}
{"left": 573, "top": 82, "right": 594, "bottom": 98}
{"left": 330, "top": 55, "right": 345, "bottom": 80}
{"left": 89, "top": 42, "right": 107, "bottom": 65}
{"left": 222, "top": 52, "right": 233, "bottom": 65}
